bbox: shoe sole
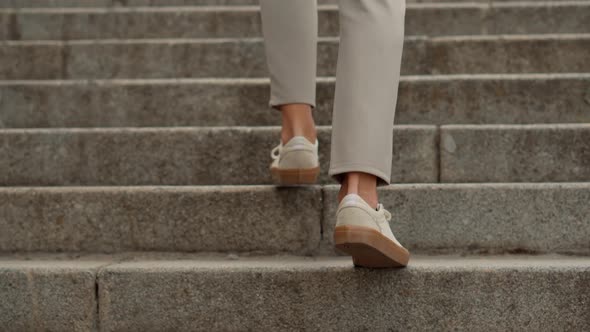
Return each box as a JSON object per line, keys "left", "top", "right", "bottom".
{"left": 270, "top": 166, "right": 320, "bottom": 186}
{"left": 334, "top": 225, "right": 410, "bottom": 268}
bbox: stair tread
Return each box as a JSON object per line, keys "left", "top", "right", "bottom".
{"left": 2, "top": 252, "right": 589, "bottom": 269}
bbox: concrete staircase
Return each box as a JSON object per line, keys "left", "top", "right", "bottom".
{"left": 1, "top": 1, "right": 589, "bottom": 331}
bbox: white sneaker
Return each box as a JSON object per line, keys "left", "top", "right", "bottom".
{"left": 334, "top": 193, "right": 410, "bottom": 268}
{"left": 270, "top": 136, "right": 320, "bottom": 186}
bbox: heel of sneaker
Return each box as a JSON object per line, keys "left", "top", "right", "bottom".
{"left": 334, "top": 225, "right": 409, "bottom": 268}
{"left": 270, "top": 166, "right": 320, "bottom": 186}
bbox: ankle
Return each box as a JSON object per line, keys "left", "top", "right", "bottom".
{"left": 279, "top": 104, "right": 316, "bottom": 144}
{"left": 338, "top": 172, "right": 378, "bottom": 208}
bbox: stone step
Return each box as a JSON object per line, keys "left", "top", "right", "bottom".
{"left": 1, "top": 183, "right": 589, "bottom": 255}
{"left": 0, "top": 126, "right": 438, "bottom": 185}
{"left": 2, "top": 124, "right": 589, "bottom": 185}
{"left": 4, "top": 0, "right": 586, "bottom": 8}
{"left": 1, "top": 253, "right": 589, "bottom": 331}
{"left": 2, "top": 74, "right": 589, "bottom": 128}
{"left": 2, "top": 34, "right": 589, "bottom": 79}
{"left": 0, "top": 186, "right": 323, "bottom": 255}
{"left": 0, "top": 256, "right": 103, "bottom": 332}
{"left": 3, "top": 2, "right": 589, "bottom": 40}
{"left": 440, "top": 124, "right": 590, "bottom": 182}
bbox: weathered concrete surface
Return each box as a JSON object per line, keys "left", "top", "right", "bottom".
{"left": 321, "top": 183, "right": 590, "bottom": 255}
{"left": 2, "top": 74, "right": 589, "bottom": 128}
{"left": 4, "top": 124, "right": 589, "bottom": 185}
{"left": 0, "top": 0, "right": 330, "bottom": 7}
{"left": 3, "top": 254, "right": 588, "bottom": 331}
{"left": 0, "top": 186, "right": 322, "bottom": 254}
{"left": 0, "top": 126, "right": 437, "bottom": 185}
{"left": 2, "top": 35, "right": 589, "bottom": 79}
{"left": 426, "top": 34, "right": 590, "bottom": 75}
{"left": 3, "top": 184, "right": 590, "bottom": 255}
{"left": 0, "top": 0, "right": 586, "bottom": 7}
{"left": 0, "top": 259, "right": 106, "bottom": 332}
{"left": 395, "top": 74, "right": 590, "bottom": 125}
{"left": 98, "top": 254, "right": 590, "bottom": 331}
{"left": 3, "top": 3, "right": 589, "bottom": 40}
{"left": 440, "top": 124, "right": 590, "bottom": 182}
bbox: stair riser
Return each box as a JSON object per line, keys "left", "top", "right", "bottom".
{"left": 322, "top": 184, "right": 590, "bottom": 255}
{"left": 3, "top": 4, "right": 589, "bottom": 40}
{"left": 98, "top": 260, "right": 590, "bottom": 331}
{"left": 2, "top": 125, "right": 589, "bottom": 185}
{"left": 3, "top": 256, "right": 589, "bottom": 331}
{"left": 0, "top": 187, "right": 322, "bottom": 254}
{"left": 0, "top": 261, "right": 101, "bottom": 332}
{"left": 440, "top": 125, "right": 590, "bottom": 182}
{"left": 2, "top": 184, "right": 589, "bottom": 254}
{"left": 2, "top": 36, "right": 589, "bottom": 79}
{"left": 0, "top": 126, "right": 437, "bottom": 185}
{"left": 2, "top": 75, "right": 589, "bottom": 127}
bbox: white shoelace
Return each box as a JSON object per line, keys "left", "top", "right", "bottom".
{"left": 270, "top": 142, "right": 282, "bottom": 160}
{"left": 377, "top": 203, "right": 392, "bottom": 221}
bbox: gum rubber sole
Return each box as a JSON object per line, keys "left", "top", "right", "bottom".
{"left": 334, "top": 225, "right": 410, "bottom": 268}
{"left": 270, "top": 166, "right": 320, "bottom": 186}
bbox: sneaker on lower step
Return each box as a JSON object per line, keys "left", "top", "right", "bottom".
{"left": 334, "top": 193, "right": 410, "bottom": 268}
{"left": 269, "top": 136, "right": 320, "bottom": 186}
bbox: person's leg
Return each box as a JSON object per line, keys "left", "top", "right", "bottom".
{"left": 331, "top": 0, "right": 409, "bottom": 268}
{"left": 337, "top": 172, "right": 378, "bottom": 207}
{"left": 259, "top": 0, "right": 318, "bottom": 144}
{"left": 329, "top": 0, "right": 406, "bottom": 208}
{"left": 279, "top": 104, "right": 316, "bottom": 145}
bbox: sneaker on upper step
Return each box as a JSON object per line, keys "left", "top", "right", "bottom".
{"left": 334, "top": 193, "right": 410, "bottom": 268}
{"left": 269, "top": 136, "right": 320, "bottom": 186}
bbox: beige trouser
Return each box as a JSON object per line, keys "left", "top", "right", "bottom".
{"left": 259, "top": 0, "right": 406, "bottom": 186}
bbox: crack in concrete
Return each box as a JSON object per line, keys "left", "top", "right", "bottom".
{"left": 435, "top": 125, "right": 442, "bottom": 183}
{"left": 93, "top": 259, "right": 125, "bottom": 332}
{"left": 8, "top": 9, "right": 21, "bottom": 41}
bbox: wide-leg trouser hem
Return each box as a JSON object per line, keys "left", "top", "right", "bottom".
{"left": 329, "top": 163, "right": 391, "bottom": 187}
